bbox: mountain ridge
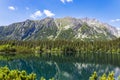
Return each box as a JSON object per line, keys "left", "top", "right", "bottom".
{"left": 0, "top": 17, "right": 119, "bottom": 40}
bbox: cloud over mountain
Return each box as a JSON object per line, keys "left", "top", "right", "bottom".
{"left": 60, "top": 0, "right": 73, "bottom": 3}
{"left": 43, "top": 10, "right": 55, "bottom": 17}
{"left": 111, "top": 19, "right": 120, "bottom": 22}
{"left": 8, "top": 6, "right": 16, "bottom": 11}
{"left": 30, "top": 10, "right": 42, "bottom": 19}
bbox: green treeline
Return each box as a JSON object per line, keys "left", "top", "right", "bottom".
{"left": 0, "top": 38, "right": 119, "bottom": 56}
{"left": 0, "top": 38, "right": 119, "bottom": 65}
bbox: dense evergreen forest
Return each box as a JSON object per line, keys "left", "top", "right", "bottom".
{"left": 0, "top": 38, "right": 119, "bottom": 55}
{"left": 0, "top": 38, "right": 119, "bottom": 64}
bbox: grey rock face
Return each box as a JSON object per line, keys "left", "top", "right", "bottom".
{"left": 0, "top": 17, "right": 119, "bottom": 40}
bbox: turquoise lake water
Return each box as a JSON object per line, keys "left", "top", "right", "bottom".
{"left": 0, "top": 56, "right": 120, "bottom": 80}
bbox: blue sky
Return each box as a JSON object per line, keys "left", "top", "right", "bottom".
{"left": 0, "top": 0, "right": 120, "bottom": 28}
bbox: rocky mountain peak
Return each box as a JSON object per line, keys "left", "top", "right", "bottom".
{"left": 0, "top": 17, "right": 119, "bottom": 40}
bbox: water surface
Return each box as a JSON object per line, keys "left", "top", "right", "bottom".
{"left": 0, "top": 55, "right": 120, "bottom": 80}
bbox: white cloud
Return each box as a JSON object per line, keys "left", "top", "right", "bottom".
{"left": 30, "top": 10, "right": 55, "bottom": 19}
{"left": 60, "top": 0, "right": 73, "bottom": 3}
{"left": 67, "top": 0, "right": 73, "bottom": 2}
{"left": 117, "top": 27, "right": 120, "bottom": 30}
{"left": 43, "top": 10, "right": 55, "bottom": 17}
{"left": 61, "top": 0, "right": 65, "bottom": 3}
{"left": 110, "top": 19, "right": 120, "bottom": 22}
{"left": 8, "top": 6, "right": 16, "bottom": 10}
{"left": 30, "top": 10, "right": 42, "bottom": 19}
{"left": 26, "top": 7, "right": 29, "bottom": 10}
